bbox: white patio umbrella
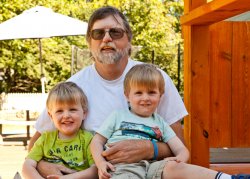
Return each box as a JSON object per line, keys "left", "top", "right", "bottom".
{"left": 0, "top": 6, "right": 88, "bottom": 93}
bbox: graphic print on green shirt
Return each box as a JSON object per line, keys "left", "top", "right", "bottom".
{"left": 27, "top": 129, "right": 94, "bottom": 171}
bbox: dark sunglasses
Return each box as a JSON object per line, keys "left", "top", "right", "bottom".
{"left": 90, "top": 28, "right": 125, "bottom": 40}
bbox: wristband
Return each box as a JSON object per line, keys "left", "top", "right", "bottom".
{"left": 151, "top": 140, "right": 158, "bottom": 160}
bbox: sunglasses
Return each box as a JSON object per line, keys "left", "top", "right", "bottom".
{"left": 90, "top": 28, "right": 125, "bottom": 40}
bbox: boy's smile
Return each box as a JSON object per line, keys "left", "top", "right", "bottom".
{"left": 125, "top": 86, "right": 161, "bottom": 117}
{"left": 48, "top": 102, "right": 86, "bottom": 139}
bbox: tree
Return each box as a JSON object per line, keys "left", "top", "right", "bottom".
{"left": 0, "top": 0, "right": 89, "bottom": 92}
{"left": 0, "top": 0, "right": 184, "bottom": 94}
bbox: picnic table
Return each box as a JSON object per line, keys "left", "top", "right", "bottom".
{"left": 0, "top": 110, "right": 36, "bottom": 146}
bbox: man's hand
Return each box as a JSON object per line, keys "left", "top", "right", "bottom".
{"left": 37, "top": 160, "right": 76, "bottom": 178}
{"left": 102, "top": 140, "right": 153, "bottom": 164}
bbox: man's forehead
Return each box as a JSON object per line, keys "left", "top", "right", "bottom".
{"left": 92, "top": 15, "right": 124, "bottom": 29}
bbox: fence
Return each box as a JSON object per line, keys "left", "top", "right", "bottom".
{"left": 0, "top": 93, "right": 47, "bottom": 146}
{"left": 0, "top": 93, "right": 47, "bottom": 111}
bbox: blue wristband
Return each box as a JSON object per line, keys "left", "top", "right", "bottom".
{"left": 151, "top": 140, "right": 158, "bottom": 160}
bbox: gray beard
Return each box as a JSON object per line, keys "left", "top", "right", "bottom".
{"left": 92, "top": 46, "right": 130, "bottom": 64}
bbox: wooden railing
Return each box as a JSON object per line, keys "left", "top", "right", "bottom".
{"left": 0, "top": 110, "right": 36, "bottom": 146}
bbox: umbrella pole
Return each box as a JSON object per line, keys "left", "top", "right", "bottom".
{"left": 39, "top": 38, "right": 45, "bottom": 93}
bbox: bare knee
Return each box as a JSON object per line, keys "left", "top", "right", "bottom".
{"left": 162, "top": 161, "right": 186, "bottom": 179}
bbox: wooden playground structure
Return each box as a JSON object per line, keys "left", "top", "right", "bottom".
{"left": 181, "top": 0, "right": 250, "bottom": 173}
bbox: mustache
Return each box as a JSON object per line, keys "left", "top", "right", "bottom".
{"left": 100, "top": 42, "right": 117, "bottom": 50}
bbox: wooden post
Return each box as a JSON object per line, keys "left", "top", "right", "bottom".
{"left": 0, "top": 124, "right": 2, "bottom": 135}
{"left": 183, "top": 0, "right": 210, "bottom": 167}
{"left": 26, "top": 110, "right": 30, "bottom": 139}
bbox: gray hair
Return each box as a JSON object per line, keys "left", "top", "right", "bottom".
{"left": 86, "top": 6, "right": 133, "bottom": 43}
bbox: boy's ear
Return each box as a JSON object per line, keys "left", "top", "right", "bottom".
{"left": 124, "top": 92, "right": 129, "bottom": 101}
{"left": 47, "top": 110, "right": 53, "bottom": 120}
{"left": 82, "top": 110, "right": 88, "bottom": 120}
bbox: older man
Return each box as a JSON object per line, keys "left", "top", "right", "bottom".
{"left": 29, "top": 6, "right": 188, "bottom": 177}
{"left": 28, "top": 6, "right": 247, "bottom": 179}
{"left": 29, "top": 7, "right": 187, "bottom": 163}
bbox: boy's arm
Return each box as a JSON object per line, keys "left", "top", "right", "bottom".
{"left": 47, "top": 165, "right": 98, "bottom": 179}
{"left": 156, "top": 120, "right": 185, "bottom": 160}
{"left": 90, "top": 133, "right": 115, "bottom": 178}
{"left": 90, "top": 133, "right": 109, "bottom": 167}
{"left": 166, "top": 136, "right": 190, "bottom": 163}
{"left": 22, "top": 159, "right": 44, "bottom": 179}
{"left": 102, "top": 120, "right": 183, "bottom": 164}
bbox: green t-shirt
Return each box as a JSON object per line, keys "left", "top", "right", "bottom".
{"left": 27, "top": 129, "right": 94, "bottom": 171}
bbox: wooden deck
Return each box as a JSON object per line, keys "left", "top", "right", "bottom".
{"left": 209, "top": 148, "right": 250, "bottom": 174}
{"left": 210, "top": 163, "right": 250, "bottom": 174}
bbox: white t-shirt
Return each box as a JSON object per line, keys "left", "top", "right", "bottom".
{"left": 35, "top": 59, "right": 188, "bottom": 133}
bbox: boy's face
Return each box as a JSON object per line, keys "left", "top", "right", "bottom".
{"left": 48, "top": 101, "right": 86, "bottom": 139}
{"left": 125, "top": 85, "right": 161, "bottom": 117}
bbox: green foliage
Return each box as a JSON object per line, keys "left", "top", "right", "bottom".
{"left": 0, "top": 0, "right": 184, "bottom": 95}
{"left": 0, "top": 0, "right": 88, "bottom": 92}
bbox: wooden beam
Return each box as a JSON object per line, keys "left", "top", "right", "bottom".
{"left": 183, "top": 25, "right": 210, "bottom": 167}
{"left": 181, "top": 0, "right": 250, "bottom": 25}
{"left": 183, "top": 0, "right": 209, "bottom": 167}
{"left": 210, "top": 163, "right": 250, "bottom": 174}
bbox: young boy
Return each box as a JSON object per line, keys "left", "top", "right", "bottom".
{"left": 22, "top": 82, "right": 97, "bottom": 179}
{"left": 91, "top": 64, "right": 249, "bottom": 179}
{"left": 90, "top": 64, "right": 189, "bottom": 179}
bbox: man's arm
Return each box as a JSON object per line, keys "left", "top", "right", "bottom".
{"left": 28, "top": 131, "right": 41, "bottom": 151}
{"left": 102, "top": 120, "right": 184, "bottom": 163}
{"left": 170, "top": 120, "right": 185, "bottom": 144}
{"left": 46, "top": 165, "right": 98, "bottom": 179}
{"left": 37, "top": 160, "right": 76, "bottom": 177}
{"left": 22, "top": 159, "right": 44, "bottom": 179}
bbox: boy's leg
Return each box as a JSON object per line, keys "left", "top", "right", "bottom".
{"left": 162, "top": 161, "right": 231, "bottom": 179}
{"left": 147, "top": 160, "right": 167, "bottom": 179}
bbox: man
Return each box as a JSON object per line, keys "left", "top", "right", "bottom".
{"left": 29, "top": 6, "right": 249, "bottom": 179}
{"left": 29, "top": 6, "right": 187, "bottom": 177}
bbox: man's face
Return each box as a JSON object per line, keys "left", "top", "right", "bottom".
{"left": 89, "top": 15, "right": 131, "bottom": 64}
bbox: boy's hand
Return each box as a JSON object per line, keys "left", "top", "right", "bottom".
{"left": 46, "top": 174, "right": 76, "bottom": 179}
{"left": 98, "top": 161, "right": 115, "bottom": 179}
{"left": 164, "top": 157, "right": 181, "bottom": 163}
{"left": 47, "top": 175, "right": 71, "bottom": 179}
{"left": 47, "top": 175, "right": 61, "bottom": 179}
{"left": 37, "top": 160, "right": 76, "bottom": 177}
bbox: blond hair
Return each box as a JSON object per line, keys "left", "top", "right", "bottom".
{"left": 46, "top": 82, "right": 88, "bottom": 113}
{"left": 124, "top": 64, "right": 165, "bottom": 95}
